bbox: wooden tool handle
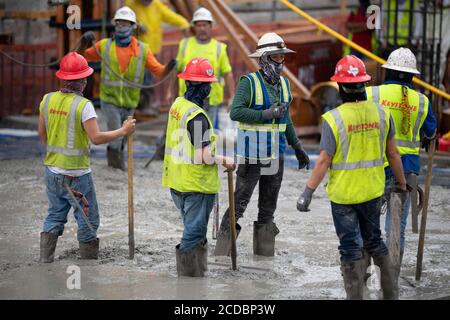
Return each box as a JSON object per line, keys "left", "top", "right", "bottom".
{"left": 127, "top": 116, "right": 135, "bottom": 260}
{"left": 227, "top": 170, "right": 237, "bottom": 270}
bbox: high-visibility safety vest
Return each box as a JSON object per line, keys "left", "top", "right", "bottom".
{"left": 100, "top": 38, "right": 148, "bottom": 108}
{"left": 385, "top": 0, "right": 418, "bottom": 45}
{"left": 322, "top": 101, "right": 390, "bottom": 204}
{"left": 177, "top": 37, "right": 227, "bottom": 106}
{"left": 162, "top": 97, "right": 220, "bottom": 194}
{"left": 366, "top": 84, "right": 428, "bottom": 157}
{"left": 236, "top": 71, "right": 292, "bottom": 160}
{"left": 39, "top": 92, "right": 91, "bottom": 169}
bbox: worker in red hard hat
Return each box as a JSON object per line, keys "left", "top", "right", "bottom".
{"left": 297, "top": 55, "right": 407, "bottom": 300}
{"left": 38, "top": 52, "right": 136, "bottom": 263}
{"left": 162, "top": 57, "right": 235, "bottom": 277}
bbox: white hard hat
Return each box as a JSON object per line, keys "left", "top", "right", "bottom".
{"left": 112, "top": 6, "right": 137, "bottom": 25}
{"left": 382, "top": 47, "right": 420, "bottom": 74}
{"left": 248, "top": 32, "right": 295, "bottom": 58}
{"left": 192, "top": 7, "right": 214, "bottom": 24}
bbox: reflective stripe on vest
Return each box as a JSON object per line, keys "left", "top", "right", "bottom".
{"left": 102, "top": 39, "right": 144, "bottom": 88}
{"left": 43, "top": 94, "right": 89, "bottom": 156}
{"left": 329, "top": 103, "right": 386, "bottom": 171}
{"left": 371, "top": 86, "right": 424, "bottom": 149}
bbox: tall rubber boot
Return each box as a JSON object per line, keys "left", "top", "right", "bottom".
{"left": 341, "top": 259, "right": 365, "bottom": 300}
{"left": 79, "top": 238, "right": 99, "bottom": 259}
{"left": 253, "top": 221, "right": 279, "bottom": 257}
{"left": 39, "top": 232, "right": 58, "bottom": 263}
{"left": 214, "top": 223, "right": 241, "bottom": 256}
{"left": 373, "top": 255, "right": 399, "bottom": 300}
{"left": 197, "top": 240, "right": 208, "bottom": 273}
{"left": 175, "top": 244, "right": 203, "bottom": 277}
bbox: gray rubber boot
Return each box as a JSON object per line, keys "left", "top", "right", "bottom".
{"left": 373, "top": 255, "right": 399, "bottom": 300}
{"left": 39, "top": 232, "right": 58, "bottom": 263}
{"left": 198, "top": 240, "right": 208, "bottom": 272}
{"left": 253, "top": 221, "right": 280, "bottom": 257}
{"left": 341, "top": 259, "right": 365, "bottom": 300}
{"left": 175, "top": 244, "right": 204, "bottom": 277}
{"left": 79, "top": 238, "right": 99, "bottom": 259}
{"left": 214, "top": 223, "right": 241, "bottom": 256}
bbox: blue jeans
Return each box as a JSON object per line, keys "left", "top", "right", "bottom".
{"left": 43, "top": 168, "right": 99, "bottom": 242}
{"left": 384, "top": 174, "right": 411, "bottom": 252}
{"left": 100, "top": 101, "right": 134, "bottom": 150}
{"left": 331, "top": 197, "right": 389, "bottom": 263}
{"left": 170, "top": 189, "right": 215, "bottom": 253}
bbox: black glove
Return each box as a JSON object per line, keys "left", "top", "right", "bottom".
{"left": 393, "top": 183, "right": 413, "bottom": 194}
{"left": 262, "top": 103, "right": 286, "bottom": 119}
{"left": 81, "top": 31, "right": 96, "bottom": 46}
{"left": 297, "top": 186, "right": 315, "bottom": 212}
{"left": 164, "top": 59, "right": 177, "bottom": 74}
{"left": 293, "top": 141, "right": 310, "bottom": 170}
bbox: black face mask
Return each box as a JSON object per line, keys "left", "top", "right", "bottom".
{"left": 338, "top": 83, "right": 367, "bottom": 103}
{"left": 184, "top": 81, "right": 212, "bottom": 107}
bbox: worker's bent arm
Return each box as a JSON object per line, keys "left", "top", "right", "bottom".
{"left": 386, "top": 137, "right": 407, "bottom": 188}
{"left": 82, "top": 118, "right": 135, "bottom": 145}
{"left": 82, "top": 41, "right": 102, "bottom": 62}
{"left": 38, "top": 113, "right": 47, "bottom": 144}
{"left": 195, "top": 145, "right": 235, "bottom": 170}
{"left": 306, "top": 150, "right": 332, "bottom": 190}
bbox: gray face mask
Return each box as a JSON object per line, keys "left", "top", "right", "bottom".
{"left": 115, "top": 25, "right": 133, "bottom": 47}
{"left": 259, "top": 53, "right": 284, "bottom": 85}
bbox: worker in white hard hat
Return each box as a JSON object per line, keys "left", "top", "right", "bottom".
{"left": 366, "top": 47, "right": 436, "bottom": 283}
{"left": 78, "top": 6, "right": 176, "bottom": 170}
{"left": 214, "top": 32, "right": 310, "bottom": 257}
{"left": 168, "top": 7, "right": 235, "bottom": 128}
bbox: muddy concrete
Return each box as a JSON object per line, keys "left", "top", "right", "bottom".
{"left": 0, "top": 157, "right": 449, "bottom": 300}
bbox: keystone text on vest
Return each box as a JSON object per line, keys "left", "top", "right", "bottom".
{"left": 348, "top": 122, "right": 379, "bottom": 133}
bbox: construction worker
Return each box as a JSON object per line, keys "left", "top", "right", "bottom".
{"left": 214, "top": 33, "right": 310, "bottom": 257}
{"left": 38, "top": 52, "right": 136, "bottom": 263}
{"left": 366, "top": 47, "right": 437, "bottom": 276}
{"left": 170, "top": 7, "right": 235, "bottom": 128}
{"left": 80, "top": 6, "right": 176, "bottom": 170}
{"left": 162, "top": 58, "right": 235, "bottom": 277}
{"left": 297, "top": 55, "right": 407, "bottom": 300}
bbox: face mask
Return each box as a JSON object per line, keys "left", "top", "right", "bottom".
{"left": 184, "top": 82, "right": 212, "bottom": 107}
{"left": 115, "top": 25, "right": 133, "bottom": 47}
{"left": 259, "top": 53, "right": 284, "bottom": 85}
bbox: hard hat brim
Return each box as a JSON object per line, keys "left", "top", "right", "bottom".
{"left": 330, "top": 74, "right": 371, "bottom": 83}
{"left": 178, "top": 74, "right": 218, "bottom": 83}
{"left": 56, "top": 66, "right": 94, "bottom": 80}
{"left": 381, "top": 64, "right": 420, "bottom": 75}
{"left": 248, "top": 47, "right": 296, "bottom": 58}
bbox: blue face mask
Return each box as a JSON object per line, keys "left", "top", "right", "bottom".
{"left": 184, "top": 82, "right": 212, "bottom": 107}
{"left": 115, "top": 25, "right": 133, "bottom": 47}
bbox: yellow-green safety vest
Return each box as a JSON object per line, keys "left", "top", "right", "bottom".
{"left": 162, "top": 97, "right": 220, "bottom": 194}
{"left": 39, "top": 91, "right": 91, "bottom": 169}
{"left": 322, "top": 101, "right": 390, "bottom": 204}
{"left": 177, "top": 37, "right": 226, "bottom": 106}
{"left": 100, "top": 38, "right": 148, "bottom": 108}
{"left": 366, "top": 85, "right": 428, "bottom": 157}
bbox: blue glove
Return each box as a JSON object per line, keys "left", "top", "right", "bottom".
{"left": 297, "top": 186, "right": 315, "bottom": 212}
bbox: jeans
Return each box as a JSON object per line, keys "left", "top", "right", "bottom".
{"left": 100, "top": 101, "right": 134, "bottom": 150}
{"left": 219, "top": 158, "right": 284, "bottom": 230}
{"left": 331, "top": 197, "right": 389, "bottom": 263}
{"left": 170, "top": 189, "right": 216, "bottom": 253}
{"left": 204, "top": 103, "right": 220, "bottom": 130}
{"left": 43, "top": 167, "right": 99, "bottom": 242}
{"left": 384, "top": 174, "right": 412, "bottom": 252}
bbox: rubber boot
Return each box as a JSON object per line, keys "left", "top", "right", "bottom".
{"left": 253, "top": 221, "right": 280, "bottom": 257}
{"left": 341, "top": 259, "right": 365, "bottom": 300}
{"left": 175, "top": 244, "right": 203, "bottom": 277}
{"left": 107, "top": 147, "right": 126, "bottom": 171}
{"left": 79, "top": 238, "right": 99, "bottom": 259}
{"left": 198, "top": 240, "right": 208, "bottom": 273}
{"left": 214, "top": 223, "right": 241, "bottom": 256}
{"left": 373, "top": 255, "right": 399, "bottom": 300}
{"left": 39, "top": 232, "right": 58, "bottom": 263}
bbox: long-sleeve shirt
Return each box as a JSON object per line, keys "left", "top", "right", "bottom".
{"left": 230, "top": 73, "right": 299, "bottom": 147}
{"left": 126, "top": 0, "right": 190, "bottom": 55}
{"left": 84, "top": 37, "right": 165, "bottom": 77}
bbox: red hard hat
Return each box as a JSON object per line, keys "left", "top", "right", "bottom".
{"left": 178, "top": 58, "right": 217, "bottom": 82}
{"left": 56, "top": 52, "right": 94, "bottom": 80}
{"left": 330, "top": 55, "right": 371, "bottom": 83}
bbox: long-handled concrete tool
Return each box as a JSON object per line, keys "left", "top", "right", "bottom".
{"left": 227, "top": 169, "right": 237, "bottom": 270}
{"left": 127, "top": 116, "right": 135, "bottom": 260}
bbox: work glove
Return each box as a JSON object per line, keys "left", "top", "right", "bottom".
{"left": 292, "top": 141, "right": 310, "bottom": 170}
{"left": 164, "top": 59, "right": 177, "bottom": 75}
{"left": 421, "top": 129, "right": 437, "bottom": 152}
{"left": 261, "top": 102, "right": 286, "bottom": 120}
{"left": 81, "top": 31, "right": 96, "bottom": 46}
{"left": 297, "top": 186, "right": 315, "bottom": 212}
{"left": 393, "top": 182, "right": 413, "bottom": 194}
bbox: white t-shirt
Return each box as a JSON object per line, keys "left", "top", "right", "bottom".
{"left": 47, "top": 102, "right": 97, "bottom": 177}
